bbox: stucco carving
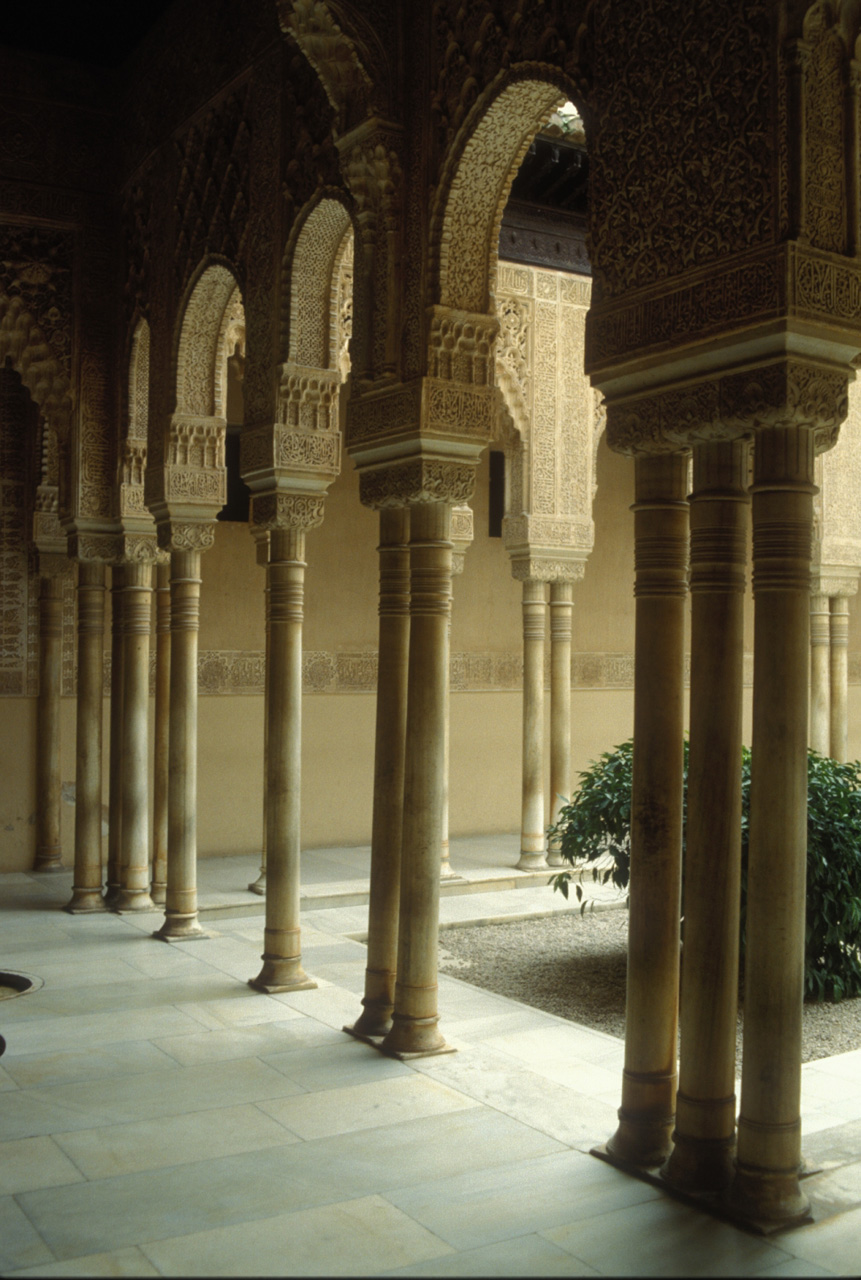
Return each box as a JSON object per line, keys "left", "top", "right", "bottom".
{"left": 359, "top": 459, "right": 476, "bottom": 509}
{"left": 283, "top": 198, "right": 353, "bottom": 369}
{"left": 251, "top": 492, "right": 326, "bottom": 530}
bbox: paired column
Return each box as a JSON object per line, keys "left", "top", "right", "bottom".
{"left": 547, "top": 581, "right": 574, "bottom": 867}
{"left": 34, "top": 574, "right": 64, "bottom": 871}
{"left": 664, "top": 440, "right": 748, "bottom": 1192}
{"left": 155, "top": 550, "right": 205, "bottom": 939}
{"left": 104, "top": 567, "right": 125, "bottom": 905}
{"left": 830, "top": 596, "right": 850, "bottom": 762}
{"left": 809, "top": 593, "right": 831, "bottom": 755}
{"left": 115, "top": 563, "right": 155, "bottom": 912}
{"left": 348, "top": 507, "right": 411, "bottom": 1037}
{"left": 516, "top": 580, "right": 547, "bottom": 870}
{"left": 66, "top": 563, "right": 107, "bottom": 912}
{"left": 730, "top": 426, "right": 815, "bottom": 1225}
{"left": 250, "top": 526, "right": 315, "bottom": 991}
{"left": 381, "top": 501, "right": 453, "bottom": 1057}
{"left": 607, "top": 452, "right": 688, "bottom": 1167}
{"left": 151, "top": 562, "right": 170, "bottom": 905}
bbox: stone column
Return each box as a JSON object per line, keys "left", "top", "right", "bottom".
{"left": 249, "top": 540, "right": 269, "bottom": 895}
{"left": 155, "top": 550, "right": 205, "bottom": 940}
{"left": 66, "top": 563, "right": 107, "bottom": 911}
{"left": 730, "top": 426, "right": 815, "bottom": 1226}
{"left": 151, "top": 562, "right": 170, "bottom": 905}
{"left": 607, "top": 452, "right": 688, "bottom": 1168}
{"left": 809, "top": 593, "right": 831, "bottom": 755}
{"left": 381, "top": 501, "right": 453, "bottom": 1057}
{"left": 105, "top": 566, "right": 125, "bottom": 905}
{"left": 516, "top": 580, "right": 548, "bottom": 871}
{"left": 347, "top": 507, "right": 410, "bottom": 1038}
{"left": 34, "top": 574, "right": 64, "bottom": 871}
{"left": 114, "top": 563, "right": 155, "bottom": 912}
{"left": 547, "top": 581, "right": 574, "bottom": 867}
{"left": 250, "top": 526, "right": 315, "bottom": 992}
{"left": 440, "top": 509, "right": 471, "bottom": 881}
{"left": 830, "top": 595, "right": 850, "bottom": 762}
{"left": 663, "top": 440, "right": 748, "bottom": 1192}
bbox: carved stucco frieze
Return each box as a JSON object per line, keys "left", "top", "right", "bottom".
{"left": 242, "top": 364, "right": 343, "bottom": 498}
{"left": 251, "top": 491, "right": 327, "bottom": 530}
{"left": 358, "top": 458, "right": 476, "bottom": 509}
{"left": 605, "top": 358, "right": 850, "bottom": 456}
{"left": 156, "top": 521, "right": 217, "bottom": 554}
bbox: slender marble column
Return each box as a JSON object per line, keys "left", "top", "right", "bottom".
{"left": 115, "top": 563, "right": 154, "bottom": 912}
{"left": 830, "top": 596, "right": 850, "bottom": 763}
{"left": 730, "top": 426, "right": 815, "bottom": 1226}
{"left": 151, "top": 562, "right": 170, "bottom": 905}
{"left": 516, "top": 579, "right": 548, "bottom": 871}
{"left": 547, "top": 581, "right": 574, "bottom": 868}
{"left": 440, "top": 611, "right": 455, "bottom": 879}
{"left": 66, "top": 563, "right": 107, "bottom": 911}
{"left": 381, "top": 501, "right": 452, "bottom": 1057}
{"left": 250, "top": 526, "right": 315, "bottom": 991}
{"left": 34, "top": 574, "right": 64, "bottom": 871}
{"left": 607, "top": 452, "right": 688, "bottom": 1167}
{"left": 809, "top": 593, "right": 831, "bottom": 755}
{"left": 249, "top": 554, "right": 270, "bottom": 895}
{"left": 664, "top": 440, "right": 748, "bottom": 1192}
{"left": 155, "top": 550, "right": 205, "bottom": 939}
{"left": 347, "top": 507, "right": 410, "bottom": 1037}
{"left": 105, "top": 567, "right": 125, "bottom": 905}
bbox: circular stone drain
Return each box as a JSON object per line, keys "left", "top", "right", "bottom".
{"left": 0, "top": 970, "right": 43, "bottom": 1000}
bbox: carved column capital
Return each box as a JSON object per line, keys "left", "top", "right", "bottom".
{"left": 358, "top": 458, "right": 476, "bottom": 511}
{"left": 251, "top": 492, "right": 326, "bottom": 532}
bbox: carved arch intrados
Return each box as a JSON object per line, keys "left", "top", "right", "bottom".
{"left": 283, "top": 196, "right": 353, "bottom": 368}
{"left": 175, "top": 262, "right": 242, "bottom": 417}
{"left": 279, "top": 0, "right": 378, "bottom": 132}
{"left": 432, "top": 73, "right": 580, "bottom": 316}
{"left": 0, "top": 292, "right": 71, "bottom": 438}
{"left": 214, "top": 286, "right": 245, "bottom": 421}
{"left": 127, "top": 316, "right": 150, "bottom": 443}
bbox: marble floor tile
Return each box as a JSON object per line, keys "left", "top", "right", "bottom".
{"left": 0, "top": 1135, "right": 84, "bottom": 1194}
{"left": 174, "top": 989, "right": 309, "bottom": 1029}
{"left": 2, "top": 1041, "right": 180, "bottom": 1089}
{"left": 385, "top": 1148, "right": 660, "bottom": 1251}
{"left": 542, "top": 1196, "right": 793, "bottom": 1277}
{"left": 0, "top": 1063, "right": 19, "bottom": 1090}
{"left": 153, "top": 1017, "right": 340, "bottom": 1067}
{"left": 258, "top": 1072, "right": 478, "bottom": 1140}
{"left": 0, "top": 1195, "right": 55, "bottom": 1273}
{"left": 270, "top": 981, "right": 367, "bottom": 1029}
{"left": 5, "top": 1246, "right": 161, "bottom": 1278}
{"left": 747, "top": 1259, "right": 837, "bottom": 1278}
{"left": 140, "top": 1194, "right": 452, "bottom": 1277}
{"left": 777, "top": 1202, "right": 861, "bottom": 1274}
{"left": 380, "top": 1231, "right": 600, "bottom": 1277}
{"left": 52, "top": 1101, "right": 299, "bottom": 1179}
{"left": 260, "top": 1037, "right": 412, "bottom": 1092}
{"left": 2, "top": 1005, "right": 227, "bottom": 1058}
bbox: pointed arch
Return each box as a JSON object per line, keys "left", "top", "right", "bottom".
{"left": 282, "top": 195, "right": 354, "bottom": 369}
{"left": 175, "top": 260, "right": 243, "bottom": 418}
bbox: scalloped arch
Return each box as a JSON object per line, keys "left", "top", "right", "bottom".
{"left": 175, "top": 263, "right": 242, "bottom": 417}
{"left": 0, "top": 292, "right": 71, "bottom": 437}
{"left": 433, "top": 72, "right": 577, "bottom": 315}
{"left": 284, "top": 196, "right": 353, "bottom": 367}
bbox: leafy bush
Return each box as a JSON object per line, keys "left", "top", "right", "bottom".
{"left": 549, "top": 741, "right": 861, "bottom": 1002}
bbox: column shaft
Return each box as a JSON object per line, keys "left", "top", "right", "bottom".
{"left": 730, "top": 426, "right": 815, "bottom": 1225}
{"left": 249, "top": 566, "right": 270, "bottom": 895}
{"left": 348, "top": 507, "right": 410, "bottom": 1037}
{"left": 440, "top": 612, "right": 454, "bottom": 878}
{"left": 830, "top": 597, "right": 850, "bottom": 763}
{"left": 809, "top": 594, "right": 831, "bottom": 755}
{"left": 115, "top": 562, "right": 154, "bottom": 911}
{"left": 664, "top": 440, "right": 748, "bottom": 1191}
{"left": 517, "top": 579, "right": 547, "bottom": 870}
{"left": 155, "top": 550, "right": 205, "bottom": 939}
{"left": 35, "top": 575, "right": 63, "bottom": 871}
{"left": 105, "top": 567, "right": 125, "bottom": 904}
{"left": 608, "top": 452, "right": 688, "bottom": 1167}
{"left": 151, "top": 562, "right": 170, "bottom": 905}
{"left": 547, "top": 581, "right": 574, "bottom": 867}
{"left": 381, "top": 501, "right": 452, "bottom": 1057}
{"left": 67, "top": 563, "right": 107, "bottom": 911}
{"left": 250, "top": 527, "right": 315, "bottom": 992}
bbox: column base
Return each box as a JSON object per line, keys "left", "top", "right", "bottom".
{"left": 248, "top": 955, "right": 316, "bottom": 993}
{"left": 154, "top": 914, "right": 208, "bottom": 941}
{"left": 662, "top": 1132, "right": 736, "bottom": 1194}
{"left": 607, "top": 1111, "right": 675, "bottom": 1169}
{"left": 727, "top": 1162, "right": 811, "bottom": 1228}
{"left": 150, "top": 883, "right": 167, "bottom": 907}
{"left": 33, "top": 857, "right": 64, "bottom": 873}
{"left": 113, "top": 890, "right": 156, "bottom": 913}
{"left": 103, "top": 885, "right": 122, "bottom": 907}
{"left": 545, "top": 850, "right": 564, "bottom": 868}
{"left": 64, "top": 888, "right": 107, "bottom": 914}
{"left": 345, "top": 1000, "right": 393, "bottom": 1041}
{"left": 379, "top": 1014, "right": 454, "bottom": 1059}
{"left": 516, "top": 851, "right": 548, "bottom": 871}
{"left": 247, "top": 870, "right": 266, "bottom": 895}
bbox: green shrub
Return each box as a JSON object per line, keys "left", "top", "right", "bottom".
{"left": 549, "top": 741, "right": 861, "bottom": 1002}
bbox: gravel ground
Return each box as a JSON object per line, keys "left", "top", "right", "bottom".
{"left": 438, "top": 906, "right": 861, "bottom": 1070}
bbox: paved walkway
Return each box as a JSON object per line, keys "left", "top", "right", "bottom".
{"left": 1, "top": 838, "right": 860, "bottom": 1276}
